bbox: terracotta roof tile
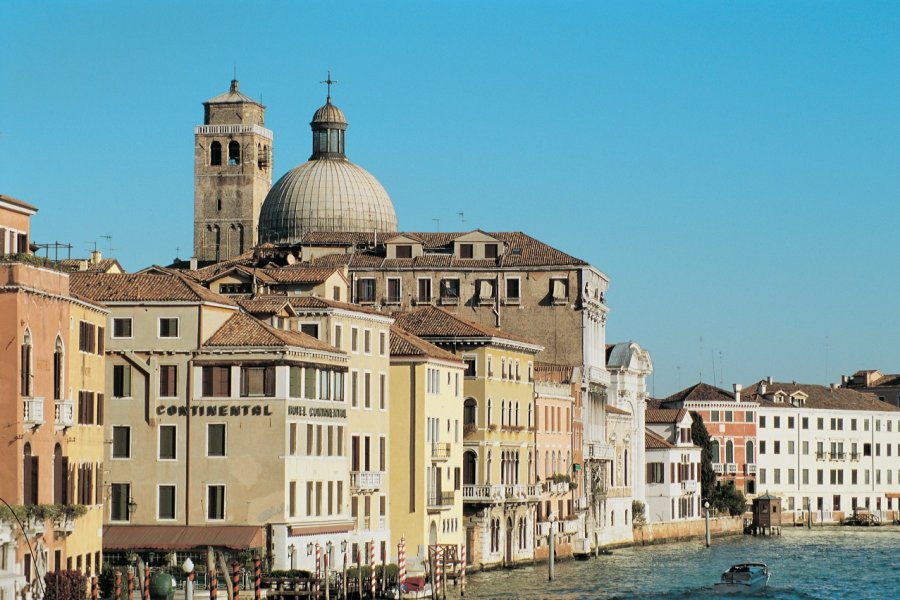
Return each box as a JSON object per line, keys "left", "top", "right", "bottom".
{"left": 645, "top": 407, "right": 688, "bottom": 424}
{"left": 70, "top": 272, "right": 237, "bottom": 305}
{"left": 645, "top": 429, "right": 676, "bottom": 450}
{"left": 262, "top": 267, "right": 341, "bottom": 284}
{"left": 533, "top": 362, "right": 576, "bottom": 384}
{"left": 58, "top": 258, "right": 124, "bottom": 274}
{"left": 390, "top": 325, "right": 463, "bottom": 363}
{"left": 663, "top": 382, "right": 736, "bottom": 404}
{"left": 742, "top": 381, "right": 900, "bottom": 412}
{"left": 204, "top": 312, "right": 342, "bottom": 353}
{"left": 606, "top": 405, "right": 630, "bottom": 416}
{"left": 393, "top": 305, "right": 538, "bottom": 346}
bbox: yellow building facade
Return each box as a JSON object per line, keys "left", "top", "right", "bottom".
{"left": 388, "top": 325, "right": 465, "bottom": 573}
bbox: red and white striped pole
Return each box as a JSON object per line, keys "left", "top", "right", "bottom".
{"left": 315, "top": 543, "right": 321, "bottom": 597}
{"left": 369, "top": 540, "right": 376, "bottom": 599}
{"left": 460, "top": 544, "right": 466, "bottom": 596}
{"left": 323, "top": 552, "right": 329, "bottom": 600}
{"left": 397, "top": 537, "right": 406, "bottom": 593}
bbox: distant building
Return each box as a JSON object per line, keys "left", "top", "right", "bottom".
{"left": 842, "top": 370, "right": 900, "bottom": 408}
{"left": 744, "top": 379, "right": 900, "bottom": 522}
{"left": 660, "top": 382, "right": 759, "bottom": 496}
{"left": 644, "top": 410, "right": 702, "bottom": 523}
{"left": 57, "top": 250, "right": 124, "bottom": 274}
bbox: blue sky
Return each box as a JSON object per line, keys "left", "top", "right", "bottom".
{"left": 3, "top": 1, "right": 899, "bottom": 396}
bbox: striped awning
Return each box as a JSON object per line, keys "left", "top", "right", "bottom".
{"left": 104, "top": 525, "right": 264, "bottom": 551}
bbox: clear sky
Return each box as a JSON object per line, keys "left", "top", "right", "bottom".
{"left": 3, "top": 1, "right": 899, "bottom": 397}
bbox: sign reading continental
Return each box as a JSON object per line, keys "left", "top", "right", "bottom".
{"left": 288, "top": 405, "right": 347, "bottom": 418}
{"left": 157, "top": 404, "right": 273, "bottom": 417}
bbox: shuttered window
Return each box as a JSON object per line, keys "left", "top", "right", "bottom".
{"left": 202, "top": 366, "right": 231, "bottom": 397}
{"left": 240, "top": 366, "right": 275, "bottom": 397}
{"left": 159, "top": 365, "right": 177, "bottom": 397}
{"left": 113, "top": 365, "right": 132, "bottom": 398}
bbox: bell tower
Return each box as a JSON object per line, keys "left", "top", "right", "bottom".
{"left": 193, "top": 79, "right": 273, "bottom": 263}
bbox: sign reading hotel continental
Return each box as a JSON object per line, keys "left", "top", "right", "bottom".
{"left": 155, "top": 404, "right": 347, "bottom": 418}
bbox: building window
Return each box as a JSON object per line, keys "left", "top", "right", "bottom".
{"left": 113, "top": 364, "right": 132, "bottom": 398}
{"left": 759, "top": 416, "right": 766, "bottom": 428}
{"left": 202, "top": 366, "right": 231, "bottom": 397}
{"left": 505, "top": 278, "right": 520, "bottom": 302}
{"left": 647, "top": 462, "right": 665, "bottom": 484}
{"left": 379, "top": 331, "right": 387, "bottom": 356}
{"left": 159, "top": 365, "right": 177, "bottom": 397}
{"left": 364, "top": 329, "right": 372, "bottom": 354}
{"left": 23, "top": 443, "right": 38, "bottom": 505}
{"left": 386, "top": 278, "right": 401, "bottom": 303}
{"left": 463, "top": 355, "right": 476, "bottom": 377}
{"left": 464, "top": 399, "right": 477, "bottom": 426}
{"left": 210, "top": 141, "right": 222, "bottom": 166}
{"left": 356, "top": 279, "right": 375, "bottom": 303}
{"left": 417, "top": 278, "right": 432, "bottom": 303}
{"left": 112, "top": 426, "right": 131, "bottom": 459}
{"left": 440, "top": 278, "right": 460, "bottom": 303}
{"left": 395, "top": 244, "right": 412, "bottom": 258}
{"left": 207, "top": 485, "right": 226, "bottom": 520}
{"left": 746, "top": 440, "right": 755, "bottom": 463}
{"left": 459, "top": 243, "right": 474, "bottom": 259}
{"left": 159, "top": 425, "right": 177, "bottom": 460}
{"left": 550, "top": 278, "right": 568, "bottom": 303}
{"left": 208, "top": 424, "right": 226, "bottom": 457}
{"left": 240, "top": 365, "right": 275, "bottom": 397}
{"left": 484, "top": 243, "right": 498, "bottom": 259}
{"left": 227, "top": 141, "right": 240, "bottom": 166}
{"left": 111, "top": 317, "right": 132, "bottom": 339}
{"left": 53, "top": 338, "right": 64, "bottom": 400}
{"left": 158, "top": 318, "right": 179, "bottom": 339}
{"left": 158, "top": 485, "right": 176, "bottom": 520}
{"left": 351, "top": 327, "right": 359, "bottom": 352}
{"left": 300, "top": 323, "right": 320, "bottom": 338}
{"left": 110, "top": 483, "right": 131, "bottom": 521}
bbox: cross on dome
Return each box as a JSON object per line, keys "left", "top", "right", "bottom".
{"left": 320, "top": 71, "right": 338, "bottom": 101}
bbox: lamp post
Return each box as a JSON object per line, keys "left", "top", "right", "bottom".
{"left": 548, "top": 511, "right": 557, "bottom": 581}
{"left": 182, "top": 558, "right": 194, "bottom": 600}
{"left": 288, "top": 544, "right": 296, "bottom": 570}
{"left": 704, "top": 501, "right": 711, "bottom": 548}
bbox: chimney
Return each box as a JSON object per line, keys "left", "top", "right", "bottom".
{"left": 766, "top": 375, "right": 773, "bottom": 385}
{"left": 841, "top": 375, "right": 849, "bottom": 386}
{"left": 830, "top": 383, "right": 839, "bottom": 391}
{"left": 189, "top": 257, "right": 198, "bottom": 270}
{"left": 90, "top": 249, "right": 102, "bottom": 264}
{"left": 759, "top": 381, "right": 767, "bottom": 395}
{"left": 733, "top": 383, "right": 742, "bottom": 403}
{"left": 78, "top": 259, "right": 89, "bottom": 271}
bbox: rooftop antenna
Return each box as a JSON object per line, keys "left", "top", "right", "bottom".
{"left": 432, "top": 218, "right": 440, "bottom": 231}
{"left": 458, "top": 212, "right": 466, "bottom": 228}
{"left": 698, "top": 336, "right": 704, "bottom": 382}
{"left": 100, "top": 234, "right": 116, "bottom": 255}
{"left": 320, "top": 71, "right": 337, "bottom": 101}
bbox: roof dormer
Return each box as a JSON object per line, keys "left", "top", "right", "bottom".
{"left": 385, "top": 233, "right": 425, "bottom": 259}
{"left": 789, "top": 391, "right": 808, "bottom": 407}
{"left": 453, "top": 230, "right": 506, "bottom": 260}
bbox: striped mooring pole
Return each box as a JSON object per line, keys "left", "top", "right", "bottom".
{"left": 254, "top": 556, "right": 261, "bottom": 600}
{"left": 397, "top": 537, "right": 406, "bottom": 593}
{"left": 114, "top": 571, "right": 122, "bottom": 600}
{"left": 231, "top": 561, "right": 240, "bottom": 600}
{"left": 126, "top": 570, "right": 133, "bottom": 600}
{"left": 369, "top": 540, "right": 376, "bottom": 599}
{"left": 143, "top": 568, "right": 150, "bottom": 600}
{"left": 92, "top": 576, "right": 99, "bottom": 600}
{"left": 460, "top": 544, "right": 466, "bottom": 596}
{"left": 209, "top": 562, "right": 217, "bottom": 600}
{"left": 434, "top": 547, "right": 442, "bottom": 598}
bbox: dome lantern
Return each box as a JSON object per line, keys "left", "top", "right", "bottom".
{"left": 310, "top": 73, "right": 347, "bottom": 159}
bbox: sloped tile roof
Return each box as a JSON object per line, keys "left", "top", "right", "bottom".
{"left": 871, "top": 374, "right": 900, "bottom": 387}
{"left": 237, "top": 297, "right": 293, "bottom": 315}
{"left": 742, "top": 381, "right": 900, "bottom": 413}
{"left": 393, "top": 305, "right": 537, "bottom": 345}
{"left": 58, "top": 258, "right": 124, "bottom": 274}
{"left": 645, "top": 429, "right": 676, "bottom": 450}
{"left": 606, "top": 405, "right": 630, "bottom": 416}
{"left": 663, "top": 382, "right": 736, "bottom": 404}
{"left": 0, "top": 193, "right": 38, "bottom": 212}
{"left": 70, "top": 272, "right": 237, "bottom": 305}
{"left": 534, "top": 362, "right": 576, "bottom": 384}
{"left": 262, "top": 267, "right": 341, "bottom": 284}
{"left": 389, "top": 325, "right": 463, "bottom": 363}
{"left": 203, "top": 312, "right": 341, "bottom": 353}
{"left": 645, "top": 407, "right": 688, "bottom": 424}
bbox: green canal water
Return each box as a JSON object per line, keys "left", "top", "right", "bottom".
{"left": 460, "top": 527, "right": 900, "bottom": 599}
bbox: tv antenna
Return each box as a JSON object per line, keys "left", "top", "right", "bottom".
{"left": 458, "top": 212, "right": 466, "bottom": 227}
{"left": 432, "top": 218, "right": 440, "bottom": 231}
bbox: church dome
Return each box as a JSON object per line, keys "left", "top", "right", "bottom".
{"left": 258, "top": 96, "right": 398, "bottom": 245}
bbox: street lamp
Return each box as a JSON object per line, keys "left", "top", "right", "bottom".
{"left": 288, "top": 544, "right": 296, "bottom": 570}
{"left": 548, "top": 511, "right": 557, "bottom": 581}
{"left": 340, "top": 540, "right": 347, "bottom": 553}
{"left": 704, "top": 500, "right": 711, "bottom": 548}
{"left": 307, "top": 543, "right": 314, "bottom": 556}
{"left": 182, "top": 558, "right": 194, "bottom": 600}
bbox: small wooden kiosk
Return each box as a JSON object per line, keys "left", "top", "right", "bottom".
{"left": 751, "top": 493, "right": 782, "bottom": 536}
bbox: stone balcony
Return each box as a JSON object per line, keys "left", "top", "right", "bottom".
{"left": 431, "top": 442, "right": 451, "bottom": 462}
{"left": 462, "top": 484, "right": 540, "bottom": 504}
{"left": 726, "top": 463, "right": 738, "bottom": 475}
{"left": 23, "top": 397, "right": 44, "bottom": 426}
{"left": 585, "top": 442, "right": 615, "bottom": 461}
{"left": 350, "top": 471, "right": 383, "bottom": 494}
{"left": 426, "top": 491, "right": 455, "bottom": 511}
{"left": 744, "top": 463, "right": 757, "bottom": 475}
{"left": 681, "top": 480, "right": 699, "bottom": 494}
{"left": 55, "top": 399, "right": 74, "bottom": 428}
{"left": 712, "top": 463, "right": 724, "bottom": 474}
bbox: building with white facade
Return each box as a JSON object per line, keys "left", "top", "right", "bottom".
{"left": 746, "top": 379, "right": 900, "bottom": 522}
{"left": 644, "top": 409, "right": 702, "bottom": 522}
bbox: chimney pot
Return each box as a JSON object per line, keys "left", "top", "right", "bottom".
{"left": 767, "top": 375, "right": 773, "bottom": 385}
{"left": 189, "top": 257, "right": 198, "bottom": 270}
{"left": 733, "top": 383, "right": 742, "bottom": 403}
{"left": 90, "top": 249, "right": 102, "bottom": 264}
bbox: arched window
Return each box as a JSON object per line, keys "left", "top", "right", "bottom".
{"left": 463, "top": 450, "right": 477, "bottom": 485}
{"left": 746, "top": 440, "right": 755, "bottom": 464}
{"left": 507, "top": 401, "right": 513, "bottom": 426}
{"left": 500, "top": 400, "right": 505, "bottom": 427}
{"left": 217, "top": 198, "right": 222, "bottom": 212}
{"left": 624, "top": 449, "right": 629, "bottom": 486}
{"left": 725, "top": 439, "right": 734, "bottom": 464}
{"left": 528, "top": 451, "right": 533, "bottom": 485}
{"left": 228, "top": 141, "right": 240, "bottom": 165}
{"left": 500, "top": 452, "right": 507, "bottom": 484}
{"left": 23, "top": 443, "right": 38, "bottom": 505}
{"left": 486, "top": 450, "right": 492, "bottom": 484}
{"left": 710, "top": 439, "right": 720, "bottom": 464}
{"left": 21, "top": 329, "right": 32, "bottom": 396}
{"left": 213, "top": 225, "right": 221, "bottom": 262}
{"left": 551, "top": 451, "right": 557, "bottom": 476}
{"left": 544, "top": 451, "right": 550, "bottom": 479}
{"left": 463, "top": 398, "right": 477, "bottom": 426}
{"left": 210, "top": 141, "right": 222, "bottom": 166}
{"left": 53, "top": 443, "right": 67, "bottom": 504}
{"left": 53, "top": 337, "right": 64, "bottom": 400}
{"left": 527, "top": 403, "right": 533, "bottom": 429}
{"left": 515, "top": 402, "right": 520, "bottom": 427}
{"left": 487, "top": 399, "right": 492, "bottom": 427}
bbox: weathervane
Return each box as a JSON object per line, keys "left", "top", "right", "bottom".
{"left": 320, "top": 71, "right": 337, "bottom": 101}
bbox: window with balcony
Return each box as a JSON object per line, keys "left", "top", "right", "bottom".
{"left": 440, "top": 278, "right": 460, "bottom": 303}
{"left": 417, "top": 278, "right": 432, "bottom": 303}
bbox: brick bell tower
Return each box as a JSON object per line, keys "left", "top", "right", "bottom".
{"left": 193, "top": 79, "right": 273, "bottom": 263}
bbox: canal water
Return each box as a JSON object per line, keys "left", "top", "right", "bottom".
{"left": 460, "top": 527, "right": 900, "bottom": 599}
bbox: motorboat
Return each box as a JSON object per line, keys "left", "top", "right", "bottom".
{"left": 713, "top": 563, "right": 770, "bottom": 592}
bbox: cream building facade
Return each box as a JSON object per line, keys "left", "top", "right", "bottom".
{"left": 644, "top": 410, "right": 702, "bottom": 523}
{"left": 388, "top": 325, "right": 466, "bottom": 572}
{"left": 745, "top": 380, "right": 900, "bottom": 522}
